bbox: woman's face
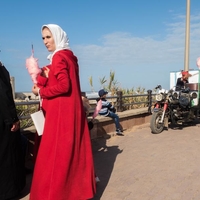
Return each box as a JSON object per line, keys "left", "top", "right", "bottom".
{"left": 42, "top": 28, "right": 56, "bottom": 52}
{"left": 182, "top": 74, "right": 188, "bottom": 81}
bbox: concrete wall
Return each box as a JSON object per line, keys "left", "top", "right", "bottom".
{"left": 22, "top": 107, "right": 151, "bottom": 167}
{"left": 89, "top": 107, "right": 151, "bottom": 139}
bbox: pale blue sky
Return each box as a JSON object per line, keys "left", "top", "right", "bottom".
{"left": 1, "top": 0, "right": 200, "bottom": 92}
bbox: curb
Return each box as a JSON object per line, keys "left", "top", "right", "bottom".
{"left": 98, "top": 123, "right": 150, "bottom": 139}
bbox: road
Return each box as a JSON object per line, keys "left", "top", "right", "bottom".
{"left": 19, "top": 122, "right": 200, "bottom": 200}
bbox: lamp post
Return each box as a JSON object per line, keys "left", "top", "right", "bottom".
{"left": 184, "top": 0, "right": 190, "bottom": 72}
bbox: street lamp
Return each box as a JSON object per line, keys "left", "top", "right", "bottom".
{"left": 184, "top": 0, "right": 190, "bottom": 71}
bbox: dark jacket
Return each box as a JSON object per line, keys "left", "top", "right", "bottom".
{"left": 175, "top": 77, "right": 188, "bottom": 91}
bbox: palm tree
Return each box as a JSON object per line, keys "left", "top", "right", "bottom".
{"left": 88, "top": 76, "right": 95, "bottom": 92}
{"left": 99, "top": 76, "right": 107, "bottom": 88}
{"left": 108, "top": 70, "right": 115, "bottom": 91}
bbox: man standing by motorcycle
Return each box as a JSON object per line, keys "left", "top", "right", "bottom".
{"left": 175, "top": 70, "right": 191, "bottom": 91}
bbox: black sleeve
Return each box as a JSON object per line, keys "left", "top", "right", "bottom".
{"left": 176, "top": 78, "right": 184, "bottom": 90}
{"left": 176, "top": 78, "right": 182, "bottom": 86}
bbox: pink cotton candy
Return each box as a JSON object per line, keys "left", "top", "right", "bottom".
{"left": 197, "top": 57, "right": 200, "bottom": 69}
{"left": 26, "top": 55, "right": 42, "bottom": 84}
{"left": 92, "top": 99, "right": 102, "bottom": 119}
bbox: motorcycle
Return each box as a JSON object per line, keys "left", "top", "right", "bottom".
{"left": 150, "top": 84, "right": 199, "bottom": 134}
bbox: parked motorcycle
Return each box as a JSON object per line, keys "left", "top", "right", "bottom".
{"left": 150, "top": 84, "right": 199, "bottom": 134}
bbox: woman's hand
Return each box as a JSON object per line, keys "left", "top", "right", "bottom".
{"left": 11, "top": 121, "right": 20, "bottom": 132}
{"left": 41, "top": 66, "right": 50, "bottom": 78}
{"left": 32, "top": 84, "right": 40, "bottom": 96}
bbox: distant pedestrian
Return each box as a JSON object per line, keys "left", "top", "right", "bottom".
{"left": 82, "top": 95, "right": 94, "bottom": 130}
{"left": 95, "top": 89, "right": 124, "bottom": 136}
{"left": 175, "top": 70, "right": 191, "bottom": 91}
{"left": 81, "top": 95, "right": 100, "bottom": 182}
{"left": 82, "top": 95, "right": 91, "bottom": 117}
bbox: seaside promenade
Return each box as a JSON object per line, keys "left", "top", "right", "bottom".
{"left": 19, "top": 122, "right": 200, "bottom": 200}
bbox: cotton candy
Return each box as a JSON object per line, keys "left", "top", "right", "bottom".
{"left": 26, "top": 55, "right": 42, "bottom": 84}
{"left": 196, "top": 57, "right": 200, "bottom": 69}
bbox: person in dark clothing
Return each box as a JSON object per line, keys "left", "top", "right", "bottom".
{"left": 0, "top": 61, "right": 26, "bottom": 200}
{"left": 96, "top": 89, "right": 124, "bottom": 136}
{"left": 82, "top": 95, "right": 94, "bottom": 130}
{"left": 176, "top": 70, "right": 190, "bottom": 91}
{"left": 81, "top": 95, "right": 100, "bottom": 183}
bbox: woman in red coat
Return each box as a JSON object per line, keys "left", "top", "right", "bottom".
{"left": 30, "top": 24, "right": 96, "bottom": 200}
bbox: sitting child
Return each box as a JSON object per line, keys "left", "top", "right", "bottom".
{"left": 95, "top": 89, "right": 124, "bottom": 136}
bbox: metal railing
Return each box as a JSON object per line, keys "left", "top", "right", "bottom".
{"left": 15, "top": 101, "right": 40, "bottom": 129}
{"left": 15, "top": 90, "right": 155, "bottom": 129}
{"left": 87, "top": 90, "right": 155, "bottom": 113}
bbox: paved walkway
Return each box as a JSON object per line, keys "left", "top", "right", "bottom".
{"left": 19, "top": 122, "right": 200, "bottom": 200}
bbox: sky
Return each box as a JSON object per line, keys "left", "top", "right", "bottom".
{"left": 1, "top": 0, "right": 200, "bottom": 93}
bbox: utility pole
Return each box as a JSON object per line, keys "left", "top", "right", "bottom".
{"left": 184, "top": 0, "right": 190, "bottom": 71}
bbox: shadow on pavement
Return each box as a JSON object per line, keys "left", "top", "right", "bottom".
{"left": 91, "top": 136, "right": 123, "bottom": 200}
{"left": 168, "top": 118, "right": 200, "bottom": 131}
{"left": 15, "top": 134, "right": 123, "bottom": 200}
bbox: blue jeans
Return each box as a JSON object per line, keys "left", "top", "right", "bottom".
{"left": 107, "top": 111, "right": 120, "bottom": 130}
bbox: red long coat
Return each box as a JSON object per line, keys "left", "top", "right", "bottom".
{"left": 30, "top": 50, "right": 96, "bottom": 200}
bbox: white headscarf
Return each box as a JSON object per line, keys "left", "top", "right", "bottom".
{"left": 41, "top": 24, "right": 70, "bottom": 63}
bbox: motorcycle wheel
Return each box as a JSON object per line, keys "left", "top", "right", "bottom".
{"left": 150, "top": 110, "right": 165, "bottom": 134}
